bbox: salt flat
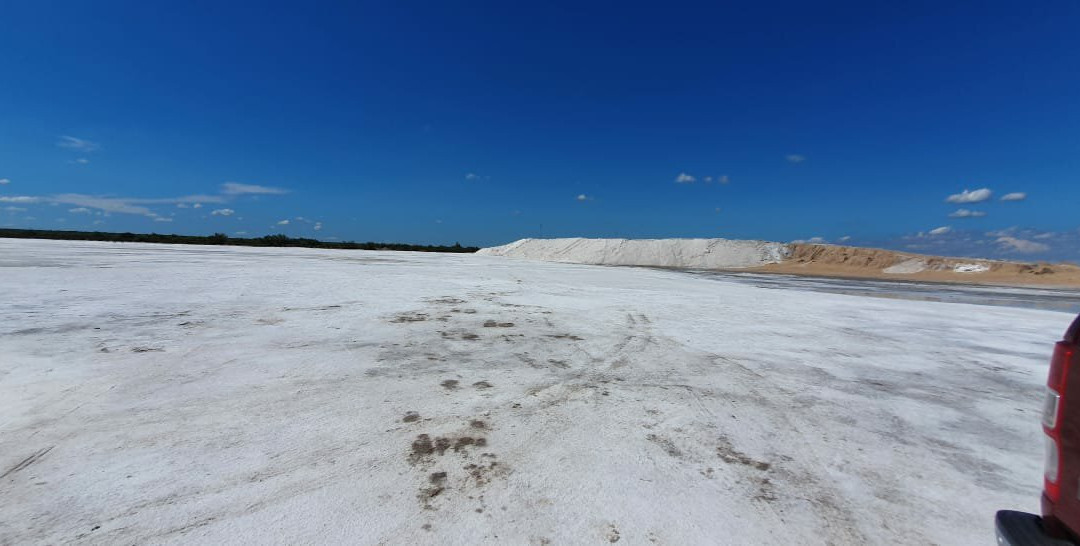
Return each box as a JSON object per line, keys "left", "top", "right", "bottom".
{"left": 0, "top": 239, "right": 1066, "bottom": 545}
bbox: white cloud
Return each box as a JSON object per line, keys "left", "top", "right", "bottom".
{"left": 0, "top": 196, "right": 40, "bottom": 203}
{"left": 234, "top": 231, "right": 248, "bottom": 236}
{"left": 786, "top": 154, "right": 806, "bottom": 163}
{"left": 838, "top": 235, "right": 851, "bottom": 242}
{"left": 75, "top": 158, "right": 90, "bottom": 165}
{"left": 465, "top": 173, "right": 480, "bottom": 181}
{"left": 68, "top": 207, "right": 91, "bottom": 214}
{"left": 1000, "top": 192, "right": 1027, "bottom": 202}
{"left": 176, "top": 203, "right": 189, "bottom": 208}
{"left": 996, "top": 236, "right": 1049, "bottom": 254}
{"left": 277, "top": 219, "right": 290, "bottom": 225}
{"left": 929, "top": 226, "right": 952, "bottom": 235}
{"left": 314, "top": 222, "right": 322, "bottom": 231}
{"left": 92, "top": 220, "right": 104, "bottom": 225}
{"left": 945, "top": 188, "right": 992, "bottom": 204}
{"left": 675, "top": 172, "right": 696, "bottom": 184}
{"left": 193, "top": 203, "right": 202, "bottom": 208}
{"left": 0, "top": 178, "right": 9, "bottom": 185}
{"left": 576, "top": 194, "right": 591, "bottom": 201}
{"left": 703, "top": 176, "right": 712, "bottom": 183}
{"left": 948, "top": 208, "right": 987, "bottom": 218}
{"left": 718, "top": 175, "right": 730, "bottom": 184}
{"left": 57, "top": 135, "right": 100, "bottom": 152}
{"left": 211, "top": 208, "right": 235, "bottom": 216}
{"left": 3, "top": 206, "right": 27, "bottom": 212}
{"left": 153, "top": 217, "right": 173, "bottom": 222}
{"left": 221, "top": 182, "right": 288, "bottom": 195}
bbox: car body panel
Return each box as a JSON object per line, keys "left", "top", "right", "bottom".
{"left": 1045, "top": 316, "right": 1080, "bottom": 540}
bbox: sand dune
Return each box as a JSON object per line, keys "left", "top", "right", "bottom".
{"left": 479, "top": 238, "right": 1080, "bottom": 287}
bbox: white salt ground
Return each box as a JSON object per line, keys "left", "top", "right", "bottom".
{"left": 0, "top": 239, "right": 1064, "bottom": 545}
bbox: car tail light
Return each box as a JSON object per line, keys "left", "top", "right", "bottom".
{"left": 1045, "top": 436, "right": 1059, "bottom": 489}
{"left": 1043, "top": 388, "right": 1061, "bottom": 429}
{"left": 1044, "top": 342, "right": 1074, "bottom": 502}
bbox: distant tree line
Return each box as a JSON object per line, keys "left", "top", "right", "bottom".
{"left": 0, "top": 229, "right": 479, "bottom": 253}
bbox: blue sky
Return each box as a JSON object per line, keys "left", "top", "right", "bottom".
{"left": 1, "top": 1, "right": 1077, "bottom": 260}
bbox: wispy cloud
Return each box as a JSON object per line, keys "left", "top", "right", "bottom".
{"left": 51, "top": 194, "right": 157, "bottom": 216}
{"left": 1000, "top": 192, "right": 1027, "bottom": 202}
{"left": 4, "top": 181, "right": 287, "bottom": 219}
{"left": 465, "top": 173, "right": 479, "bottom": 181}
{"left": 314, "top": 222, "right": 322, "bottom": 231}
{"left": 3, "top": 206, "right": 27, "bottom": 212}
{"left": 717, "top": 175, "right": 730, "bottom": 184}
{"left": 675, "top": 172, "right": 696, "bottom": 184}
{"left": 576, "top": 194, "right": 592, "bottom": 202}
{"left": 929, "top": 226, "right": 952, "bottom": 235}
{"left": 221, "top": 182, "right": 288, "bottom": 195}
{"left": 211, "top": 208, "right": 234, "bottom": 216}
{"left": 945, "top": 188, "right": 992, "bottom": 204}
{"left": 57, "top": 135, "right": 100, "bottom": 152}
{"left": 277, "top": 219, "right": 290, "bottom": 225}
{"left": 47, "top": 194, "right": 227, "bottom": 217}
{"left": 786, "top": 154, "right": 806, "bottom": 163}
{"left": 0, "top": 178, "right": 9, "bottom": 185}
{"left": 74, "top": 158, "right": 90, "bottom": 165}
{"left": 68, "top": 207, "right": 91, "bottom": 214}
{"left": 996, "top": 236, "right": 1048, "bottom": 254}
{"left": 948, "top": 208, "right": 987, "bottom": 218}
{"left": 886, "top": 226, "right": 1076, "bottom": 262}
{"left": 153, "top": 217, "right": 173, "bottom": 222}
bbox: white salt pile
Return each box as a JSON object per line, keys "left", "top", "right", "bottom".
{"left": 883, "top": 258, "right": 928, "bottom": 274}
{"left": 476, "top": 238, "right": 789, "bottom": 269}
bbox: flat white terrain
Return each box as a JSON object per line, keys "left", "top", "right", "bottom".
{"left": 0, "top": 239, "right": 1065, "bottom": 545}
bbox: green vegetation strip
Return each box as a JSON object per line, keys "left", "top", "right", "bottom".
{"left": 0, "top": 229, "right": 479, "bottom": 253}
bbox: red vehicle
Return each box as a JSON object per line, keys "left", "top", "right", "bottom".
{"left": 997, "top": 314, "right": 1080, "bottom": 545}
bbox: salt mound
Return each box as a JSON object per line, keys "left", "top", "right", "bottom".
{"left": 954, "top": 263, "right": 990, "bottom": 273}
{"left": 883, "top": 259, "right": 928, "bottom": 274}
{"left": 476, "top": 238, "right": 789, "bottom": 269}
